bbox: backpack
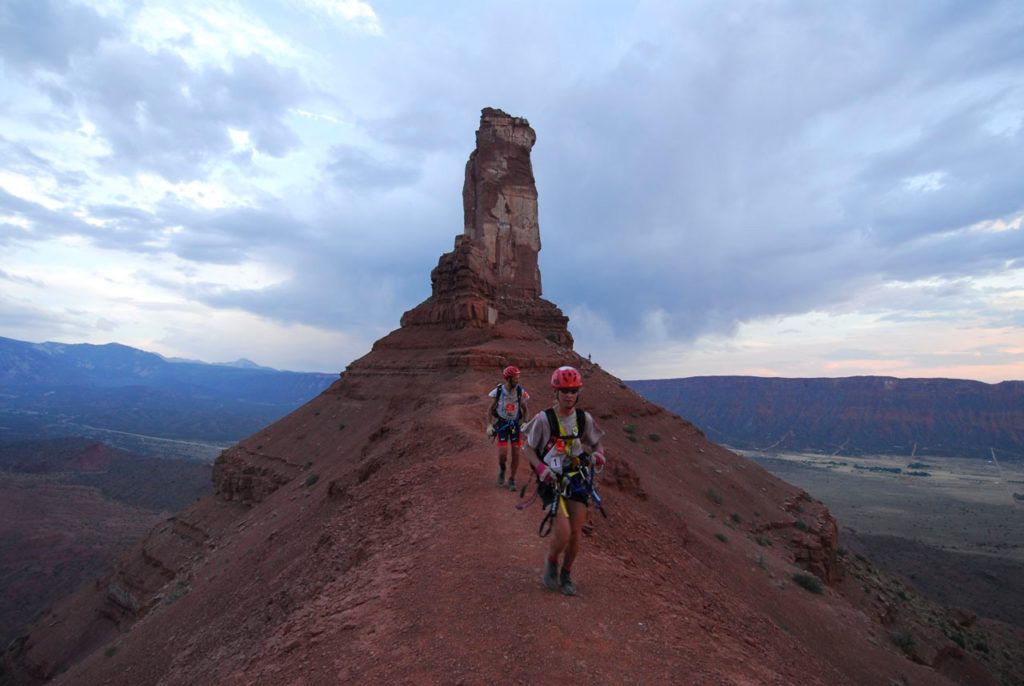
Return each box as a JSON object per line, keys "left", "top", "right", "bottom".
{"left": 493, "top": 383, "right": 524, "bottom": 421}
{"left": 541, "top": 407, "right": 588, "bottom": 455}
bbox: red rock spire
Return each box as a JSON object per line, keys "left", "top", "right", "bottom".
{"left": 401, "top": 108, "right": 572, "bottom": 347}
{"left": 462, "top": 107, "right": 542, "bottom": 299}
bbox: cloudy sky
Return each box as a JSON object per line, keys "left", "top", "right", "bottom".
{"left": 1, "top": 0, "right": 1022, "bottom": 383}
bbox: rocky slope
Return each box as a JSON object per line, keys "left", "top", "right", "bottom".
{"left": 4, "top": 109, "right": 1020, "bottom": 686}
{"left": 0, "top": 439, "right": 210, "bottom": 651}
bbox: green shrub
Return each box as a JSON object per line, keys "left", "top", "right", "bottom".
{"left": 792, "top": 573, "right": 823, "bottom": 594}
{"left": 647, "top": 433, "right": 661, "bottom": 442}
{"left": 793, "top": 520, "right": 809, "bottom": 531}
{"left": 339, "top": 422, "right": 346, "bottom": 431}
{"left": 627, "top": 434, "right": 638, "bottom": 443}
{"left": 729, "top": 512, "right": 742, "bottom": 524}
{"left": 105, "top": 646, "right": 117, "bottom": 658}
{"left": 715, "top": 532, "right": 728, "bottom": 543}
{"left": 890, "top": 630, "right": 914, "bottom": 655}
{"left": 755, "top": 536, "right": 771, "bottom": 547}
{"left": 707, "top": 488, "right": 722, "bottom": 505}
{"left": 623, "top": 424, "right": 636, "bottom": 434}
{"left": 305, "top": 473, "right": 320, "bottom": 487}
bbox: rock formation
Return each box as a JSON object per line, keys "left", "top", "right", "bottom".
{"left": 401, "top": 107, "right": 572, "bottom": 347}
{"left": 628, "top": 376, "right": 1024, "bottom": 460}
{"left": 462, "top": 107, "right": 542, "bottom": 298}
{"left": 6, "top": 109, "right": 1021, "bottom": 686}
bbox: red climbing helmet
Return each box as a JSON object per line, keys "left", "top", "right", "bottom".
{"left": 550, "top": 365, "right": 583, "bottom": 390}
{"left": 503, "top": 365, "right": 520, "bottom": 379}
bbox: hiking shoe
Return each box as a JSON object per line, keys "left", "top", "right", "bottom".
{"left": 541, "top": 561, "right": 559, "bottom": 591}
{"left": 497, "top": 466, "right": 505, "bottom": 486}
{"left": 507, "top": 478, "right": 517, "bottom": 492}
{"left": 560, "top": 570, "right": 577, "bottom": 596}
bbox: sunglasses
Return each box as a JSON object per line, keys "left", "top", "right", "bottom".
{"left": 558, "top": 388, "right": 580, "bottom": 394}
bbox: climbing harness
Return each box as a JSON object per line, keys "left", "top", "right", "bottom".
{"left": 532, "top": 453, "right": 606, "bottom": 536}
{"left": 490, "top": 417, "right": 520, "bottom": 442}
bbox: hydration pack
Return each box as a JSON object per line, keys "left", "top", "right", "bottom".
{"left": 493, "top": 383, "right": 524, "bottom": 422}
{"left": 542, "top": 407, "right": 588, "bottom": 456}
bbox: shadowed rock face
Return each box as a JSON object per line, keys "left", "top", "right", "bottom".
{"left": 402, "top": 108, "right": 572, "bottom": 347}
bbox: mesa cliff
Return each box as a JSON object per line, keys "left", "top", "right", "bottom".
{"left": 629, "top": 376, "right": 1024, "bottom": 460}
{"left": 5, "top": 109, "right": 1020, "bottom": 686}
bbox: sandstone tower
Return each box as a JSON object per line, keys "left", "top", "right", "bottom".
{"left": 401, "top": 108, "right": 572, "bottom": 346}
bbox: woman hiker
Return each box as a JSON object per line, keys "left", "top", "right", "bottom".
{"left": 523, "top": 365, "right": 606, "bottom": 595}
{"left": 486, "top": 365, "right": 530, "bottom": 491}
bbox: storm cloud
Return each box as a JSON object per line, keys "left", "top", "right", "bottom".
{"left": 0, "top": 0, "right": 1020, "bottom": 379}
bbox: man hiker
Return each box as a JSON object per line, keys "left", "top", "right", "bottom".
{"left": 523, "top": 365, "right": 606, "bottom": 596}
{"left": 487, "top": 365, "right": 530, "bottom": 491}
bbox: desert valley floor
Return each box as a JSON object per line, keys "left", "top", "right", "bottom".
{"left": 745, "top": 451, "right": 1024, "bottom": 628}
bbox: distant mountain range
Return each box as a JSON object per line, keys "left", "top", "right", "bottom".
{"left": 627, "top": 375, "right": 1024, "bottom": 461}
{"left": 0, "top": 336, "right": 337, "bottom": 458}
{"left": 5, "top": 336, "right": 1021, "bottom": 463}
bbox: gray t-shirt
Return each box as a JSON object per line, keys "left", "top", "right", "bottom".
{"left": 523, "top": 408, "right": 605, "bottom": 474}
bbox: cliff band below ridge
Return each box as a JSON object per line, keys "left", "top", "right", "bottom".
{"left": 5, "top": 109, "right": 1020, "bottom": 686}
